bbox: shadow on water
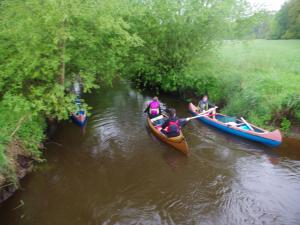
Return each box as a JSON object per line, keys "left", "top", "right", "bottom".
{"left": 1, "top": 79, "right": 300, "bottom": 225}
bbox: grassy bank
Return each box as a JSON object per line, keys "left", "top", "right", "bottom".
{"left": 0, "top": 96, "right": 45, "bottom": 187}
{"left": 214, "top": 40, "right": 300, "bottom": 130}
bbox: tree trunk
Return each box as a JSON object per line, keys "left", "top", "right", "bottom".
{"left": 60, "top": 38, "right": 65, "bottom": 86}
{"left": 60, "top": 16, "right": 67, "bottom": 86}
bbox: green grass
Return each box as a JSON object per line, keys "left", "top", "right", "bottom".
{"left": 213, "top": 40, "right": 300, "bottom": 129}
{"left": 0, "top": 95, "right": 46, "bottom": 182}
{"left": 220, "top": 40, "right": 300, "bottom": 74}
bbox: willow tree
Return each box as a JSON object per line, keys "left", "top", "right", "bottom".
{"left": 0, "top": 0, "right": 140, "bottom": 119}
{"left": 0, "top": 0, "right": 140, "bottom": 178}
{"left": 122, "top": 0, "right": 245, "bottom": 93}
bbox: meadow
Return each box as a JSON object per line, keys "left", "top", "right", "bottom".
{"left": 213, "top": 40, "right": 300, "bottom": 130}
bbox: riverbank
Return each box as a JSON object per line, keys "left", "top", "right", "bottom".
{"left": 0, "top": 117, "right": 61, "bottom": 203}
{"left": 131, "top": 40, "right": 300, "bottom": 132}
{"left": 0, "top": 97, "right": 46, "bottom": 203}
{"left": 0, "top": 141, "right": 35, "bottom": 203}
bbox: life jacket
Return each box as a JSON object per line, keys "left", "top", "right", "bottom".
{"left": 167, "top": 119, "right": 180, "bottom": 133}
{"left": 76, "top": 110, "right": 86, "bottom": 122}
{"left": 149, "top": 101, "right": 160, "bottom": 115}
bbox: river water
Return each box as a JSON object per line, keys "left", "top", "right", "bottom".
{"left": 1, "top": 80, "right": 300, "bottom": 225}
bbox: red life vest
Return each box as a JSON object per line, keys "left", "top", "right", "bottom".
{"left": 149, "top": 101, "right": 160, "bottom": 115}
{"left": 167, "top": 120, "right": 180, "bottom": 133}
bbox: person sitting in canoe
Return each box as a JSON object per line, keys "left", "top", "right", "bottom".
{"left": 198, "top": 95, "right": 216, "bottom": 119}
{"left": 161, "top": 108, "right": 189, "bottom": 138}
{"left": 144, "top": 96, "right": 162, "bottom": 119}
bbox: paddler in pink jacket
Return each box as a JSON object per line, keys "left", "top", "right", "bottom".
{"left": 144, "top": 96, "right": 162, "bottom": 119}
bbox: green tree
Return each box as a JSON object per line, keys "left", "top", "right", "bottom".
{"left": 0, "top": 0, "right": 140, "bottom": 120}
{"left": 270, "top": 0, "right": 300, "bottom": 39}
{"left": 0, "top": 0, "right": 140, "bottom": 180}
{"left": 123, "top": 0, "right": 244, "bottom": 93}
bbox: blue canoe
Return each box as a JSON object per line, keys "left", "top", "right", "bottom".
{"left": 72, "top": 110, "right": 87, "bottom": 127}
{"left": 189, "top": 103, "right": 282, "bottom": 147}
{"left": 72, "top": 99, "right": 87, "bottom": 127}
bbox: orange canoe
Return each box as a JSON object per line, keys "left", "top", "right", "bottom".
{"left": 147, "top": 116, "right": 189, "bottom": 155}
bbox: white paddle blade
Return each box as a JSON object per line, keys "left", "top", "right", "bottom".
{"left": 150, "top": 115, "right": 164, "bottom": 122}
{"left": 241, "top": 117, "right": 254, "bottom": 131}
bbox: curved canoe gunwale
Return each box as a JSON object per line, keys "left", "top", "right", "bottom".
{"left": 188, "top": 103, "right": 282, "bottom": 147}
{"left": 214, "top": 113, "right": 267, "bottom": 133}
{"left": 146, "top": 117, "right": 189, "bottom": 155}
{"left": 214, "top": 112, "right": 270, "bottom": 135}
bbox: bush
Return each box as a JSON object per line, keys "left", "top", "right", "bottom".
{"left": 0, "top": 95, "right": 45, "bottom": 179}
{"left": 281, "top": 117, "right": 292, "bottom": 132}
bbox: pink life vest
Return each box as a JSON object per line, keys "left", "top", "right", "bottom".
{"left": 149, "top": 101, "right": 160, "bottom": 115}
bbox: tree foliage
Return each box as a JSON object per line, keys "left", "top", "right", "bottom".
{"left": 271, "top": 0, "right": 300, "bottom": 39}
{"left": 224, "top": 0, "right": 300, "bottom": 40}
{"left": 0, "top": 94, "right": 45, "bottom": 178}
{"left": 0, "top": 0, "right": 140, "bottom": 120}
{"left": 232, "top": 11, "right": 274, "bottom": 39}
{"left": 122, "top": 0, "right": 245, "bottom": 93}
{"left": 0, "top": 0, "right": 140, "bottom": 177}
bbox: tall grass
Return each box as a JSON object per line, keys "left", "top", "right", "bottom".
{"left": 213, "top": 40, "right": 300, "bottom": 129}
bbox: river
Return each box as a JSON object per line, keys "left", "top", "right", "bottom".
{"left": 1, "top": 80, "right": 300, "bottom": 225}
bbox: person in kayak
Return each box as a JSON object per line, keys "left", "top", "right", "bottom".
{"left": 144, "top": 96, "right": 162, "bottom": 119}
{"left": 161, "top": 108, "right": 189, "bottom": 138}
{"left": 198, "top": 95, "right": 216, "bottom": 119}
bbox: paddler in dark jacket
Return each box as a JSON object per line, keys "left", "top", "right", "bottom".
{"left": 198, "top": 95, "right": 216, "bottom": 119}
{"left": 161, "top": 108, "right": 189, "bottom": 138}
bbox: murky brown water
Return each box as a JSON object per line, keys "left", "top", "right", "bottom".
{"left": 1, "top": 80, "right": 300, "bottom": 225}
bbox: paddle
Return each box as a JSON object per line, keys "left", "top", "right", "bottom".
{"left": 151, "top": 106, "right": 217, "bottom": 123}
{"left": 151, "top": 110, "right": 208, "bottom": 123}
{"left": 186, "top": 107, "right": 217, "bottom": 121}
{"left": 186, "top": 113, "right": 209, "bottom": 121}
{"left": 150, "top": 115, "right": 164, "bottom": 122}
{"left": 240, "top": 117, "right": 254, "bottom": 131}
{"left": 150, "top": 109, "right": 170, "bottom": 121}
